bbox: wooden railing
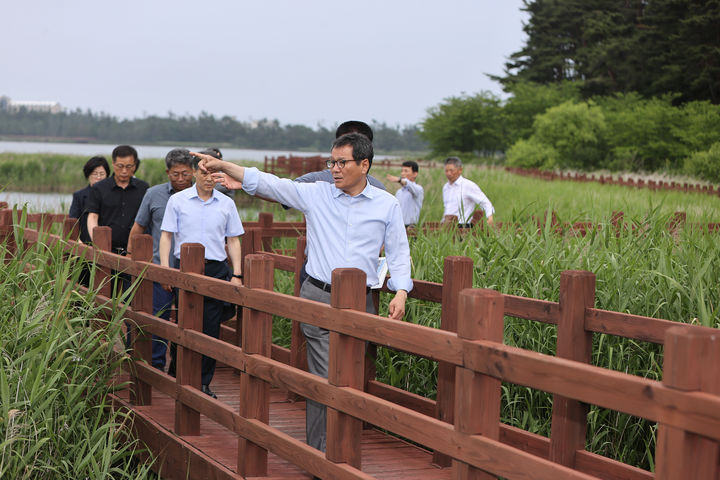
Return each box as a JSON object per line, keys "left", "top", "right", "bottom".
{"left": 2, "top": 208, "right": 720, "bottom": 480}
{"left": 506, "top": 166, "right": 720, "bottom": 197}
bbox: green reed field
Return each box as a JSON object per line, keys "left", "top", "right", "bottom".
{"left": 0, "top": 212, "right": 156, "bottom": 479}
{"left": 267, "top": 162, "right": 720, "bottom": 472}
{"left": 3, "top": 153, "right": 719, "bottom": 472}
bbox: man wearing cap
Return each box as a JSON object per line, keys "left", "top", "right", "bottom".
{"left": 194, "top": 132, "right": 412, "bottom": 453}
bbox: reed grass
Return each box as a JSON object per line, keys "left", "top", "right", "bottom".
{"left": 0, "top": 212, "right": 156, "bottom": 479}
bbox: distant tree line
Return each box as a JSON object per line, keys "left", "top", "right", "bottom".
{"left": 419, "top": 0, "right": 720, "bottom": 182}
{"left": 0, "top": 109, "right": 427, "bottom": 153}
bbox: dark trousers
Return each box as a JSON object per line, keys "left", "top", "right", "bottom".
{"left": 168, "top": 259, "right": 231, "bottom": 386}
{"left": 151, "top": 282, "right": 173, "bottom": 369}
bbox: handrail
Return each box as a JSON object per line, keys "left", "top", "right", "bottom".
{"left": 4, "top": 210, "right": 720, "bottom": 480}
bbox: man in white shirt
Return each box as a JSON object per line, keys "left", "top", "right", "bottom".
{"left": 386, "top": 160, "right": 424, "bottom": 227}
{"left": 442, "top": 156, "right": 495, "bottom": 227}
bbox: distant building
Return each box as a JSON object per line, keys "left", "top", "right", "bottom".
{"left": 0, "top": 95, "right": 62, "bottom": 114}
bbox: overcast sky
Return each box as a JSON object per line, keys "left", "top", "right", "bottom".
{"left": 1, "top": 1, "right": 527, "bottom": 128}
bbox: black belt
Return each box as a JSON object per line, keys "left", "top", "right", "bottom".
{"left": 308, "top": 276, "right": 371, "bottom": 294}
{"left": 205, "top": 259, "right": 224, "bottom": 264}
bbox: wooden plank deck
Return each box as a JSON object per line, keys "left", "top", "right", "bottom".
{"left": 117, "top": 366, "right": 452, "bottom": 479}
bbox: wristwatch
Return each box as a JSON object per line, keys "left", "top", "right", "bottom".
{"left": 232, "top": 273, "right": 243, "bottom": 279}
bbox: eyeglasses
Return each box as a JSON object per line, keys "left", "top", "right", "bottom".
{"left": 169, "top": 172, "right": 193, "bottom": 179}
{"left": 89, "top": 171, "right": 106, "bottom": 178}
{"left": 114, "top": 163, "right": 136, "bottom": 170}
{"left": 326, "top": 159, "right": 355, "bottom": 169}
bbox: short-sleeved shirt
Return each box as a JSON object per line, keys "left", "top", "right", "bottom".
{"left": 161, "top": 184, "right": 244, "bottom": 261}
{"left": 86, "top": 175, "right": 149, "bottom": 251}
{"left": 133, "top": 182, "right": 177, "bottom": 264}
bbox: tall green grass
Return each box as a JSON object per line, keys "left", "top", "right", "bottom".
{"left": 0, "top": 213, "right": 156, "bottom": 479}
{"left": 263, "top": 175, "right": 719, "bottom": 470}
{"left": 0, "top": 153, "right": 169, "bottom": 193}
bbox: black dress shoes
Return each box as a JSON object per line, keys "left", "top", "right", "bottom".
{"left": 201, "top": 384, "right": 217, "bottom": 399}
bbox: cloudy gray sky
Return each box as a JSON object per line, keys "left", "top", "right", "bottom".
{"left": 1, "top": 1, "right": 527, "bottom": 127}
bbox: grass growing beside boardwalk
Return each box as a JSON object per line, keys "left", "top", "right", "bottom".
{"left": 0, "top": 214, "right": 156, "bottom": 479}
{"left": 264, "top": 170, "right": 720, "bottom": 471}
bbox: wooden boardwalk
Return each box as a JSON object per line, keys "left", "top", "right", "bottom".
{"left": 116, "top": 366, "right": 451, "bottom": 479}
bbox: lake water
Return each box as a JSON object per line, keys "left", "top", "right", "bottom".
{"left": 0, "top": 140, "right": 396, "bottom": 162}
{"left": 0, "top": 192, "right": 73, "bottom": 212}
{"left": 0, "top": 140, "right": 396, "bottom": 212}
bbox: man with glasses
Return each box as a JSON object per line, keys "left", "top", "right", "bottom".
{"left": 194, "top": 132, "right": 412, "bottom": 454}
{"left": 86, "top": 145, "right": 149, "bottom": 254}
{"left": 127, "top": 148, "right": 194, "bottom": 371}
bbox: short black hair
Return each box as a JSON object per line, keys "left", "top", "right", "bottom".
{"left": 335, "top": 120, "right": 373, "bottom": 141}
{"left": 332, "top": 133, "right": 374, "bottom": 171}
{"left": 200, "top": 148, "right": 222, "bottom": 159}
{"left": 82, "top": 156, "right": 110, "bottom": 179}
{"left": 112, "top": 145, "right": 140, "bottom": 169}
{"left": 165, "top": 148, "right": 194, "bottom": 169}
{"left": 402, "top": 160, "right": 419, "bottom": 173}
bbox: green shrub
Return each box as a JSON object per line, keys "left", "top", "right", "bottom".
{"left": 684, "top": 142, "right": 720, "bottom": 183}
{"left": 505, "top": 138, "right": 559, "bottom": 169}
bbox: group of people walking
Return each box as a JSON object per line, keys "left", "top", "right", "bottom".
{"left": 68, "top": 120, "right": 494, "bottom": 465}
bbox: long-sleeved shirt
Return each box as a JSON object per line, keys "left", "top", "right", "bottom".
{"left": 396, "top": 179, "right": 424, "bottom": 226}
{"left": 442, "top": 175, "right": 494, "bottom": 224}
{"left": 242, "top": 167, "right": 413, "bottom": 292}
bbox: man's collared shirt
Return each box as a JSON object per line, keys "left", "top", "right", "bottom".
{"left": 442, "top": 175, "right": 494, "bottom": 224}
{"left": 134, "top": 181, "right": 177, "bottom": 264}
{"left": 161, "top": 184, "right": 244, "bottom": 261}
{"left": 86, "top": 175, "right": 149, "bottom": 251}
{"left": 243, "top": 167, "right": 413, "bottom": 292}
{"left": 396, "top": 179, "right": 424, "bottom": 226}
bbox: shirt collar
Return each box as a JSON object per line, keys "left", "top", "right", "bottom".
{"left": 449, "top": 175, "right": 464, "bottom": 186}
{"left": 331, "top": 178, "right": 374, "bottom": 199}
{"left": 189, "top": 183, "right": 220, "bottom": 202}
{"left": 109, "top": 175, "right": 138, "bottom": 189}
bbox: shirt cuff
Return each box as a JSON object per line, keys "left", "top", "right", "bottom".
{"left": 242, "top": 167, "right": 260, "bottom": 195}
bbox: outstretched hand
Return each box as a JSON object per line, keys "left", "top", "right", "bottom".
{"left": 190, "top": 152, "right": 223, "bottom": 173}
{"left": 212, "top": 172, "right": 243, "bottom": 190}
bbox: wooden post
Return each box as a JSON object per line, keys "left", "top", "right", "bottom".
{"left": 63, "top": 218, "right": 79, "bottom": 241}
{"left": 454, "top": 288, "right": 504, "bottom": 479}
{"left": 289, "top": 236, "right": 308, "bottom": 401}
{"left": 237, "top": 254, "right": 274, "bottom": 477}
{"left": 655, "top": 327, "right": 720, "bottom": 479}
{"left": 174, "top": 243, "right": 204, "bottom": 436}
{"left": 130, "top": 234, "right": 154, "bottom": 406}
{"left": 668, "top": 211, "right": 686, "bottom": 233}
{"left": 549, "top": 270, "right": 595, "bottom": 468}
{"left": 92, "top": 226, "right": 112, "bottom": 299}
{"left": 433, "top": 256, "right": 474, "bottom": 467}
{"left": 326, "top": 268, "right": 366, "bottom": 469}
{"left": 0, "top": 209, "right": 15, "bottom": 262}
{"left": 258, "top": 212, "right": 273, "bottom": 252}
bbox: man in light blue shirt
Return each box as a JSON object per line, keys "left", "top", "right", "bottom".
{"left": 194, "top": 132, "right": 412, "bottom": 453}
{"left": 127, "top": 148, "right": 194, "bottom": 371}
{"left": 386, "top": 160, "right": 424, "bottom": 227}
{"left": 159, "top": 157, "right": 244, "bottom": 399}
